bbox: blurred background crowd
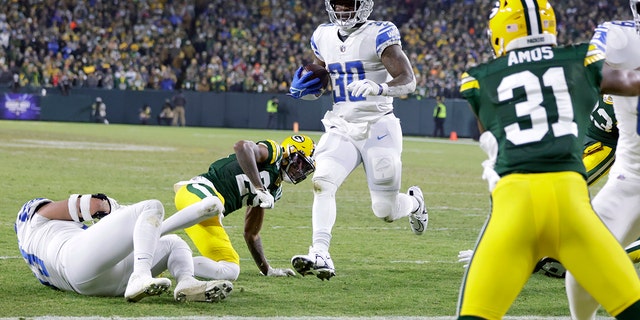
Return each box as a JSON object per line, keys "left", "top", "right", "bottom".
{"left": 0, "top": 0, "right": 628, "bottom": 99}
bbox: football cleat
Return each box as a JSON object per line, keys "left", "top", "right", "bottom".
{"left": 291, "top": 246, "right": 335, "bottom": 281}
{"left": 408, "top": 186, "right": 429, "bottom": 235}
{"left": 124, "top": 274, "right": 171, "bottom": 302}
{"left": 533, "top": 257, "right": 566, "bottom": 279}
{"left": 174, "top": 278, "right": 233, "bottom": 303}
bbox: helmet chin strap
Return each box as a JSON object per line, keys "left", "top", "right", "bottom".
{"left": 338, "top": 22, "right": 364, "bottom": 38}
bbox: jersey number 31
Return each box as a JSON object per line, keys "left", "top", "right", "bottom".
{"left": 498, "top": 67, "right": 578, "bottom": 145}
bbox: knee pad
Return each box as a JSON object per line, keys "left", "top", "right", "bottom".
{"left": 312, "top": 177, "right": 338, "bottom": 196}
{"left": 365, "top": 147, "right": 400, "bottom": 186}
{"left": 142, "top": 199, "right": 165, "bottom": 222}
{"left": 198, "top": 196, "right": 224, "bottom": 219}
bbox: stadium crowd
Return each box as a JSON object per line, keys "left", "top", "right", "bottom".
{"left": 0, "top": 0, "right": 628, "bottom": 98}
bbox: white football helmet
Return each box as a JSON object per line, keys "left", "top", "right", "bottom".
{"left": 325, "top": 0, "right": 373, "bottom": 29}
{"left": 631, "top": 0, "right": 640, "bottom": 34}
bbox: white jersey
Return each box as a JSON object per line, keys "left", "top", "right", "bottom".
{"left": 311, "top": 21, "right": 400, "bottom": 123}
{"left": 15, "top": 197, "right": 125, "bottom": 294}
{"left": 15, "top": 198, "right": 83, "bottom": 291}
{"left": 591, "top": 21, "right": 640, "bottom": 177}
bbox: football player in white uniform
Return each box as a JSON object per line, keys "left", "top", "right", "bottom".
{"left": 288, "top": 0, "right": 428, "bottom": 280}
{"left": 566, "top": 1, "right": 640, "bottom": 318}
{"left": 15, "top": 193, "right": 233, "bottom": 303}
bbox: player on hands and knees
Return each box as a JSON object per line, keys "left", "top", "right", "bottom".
{"left": 161, "top": 135, "right": 316, "bottom": 280}
{"left": 288, "top": 0, "right": 427, "bottom": 281}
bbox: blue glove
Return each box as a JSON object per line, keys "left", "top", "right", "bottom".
{"left": 288, "top": 66, "right": 323, "bottom": 99}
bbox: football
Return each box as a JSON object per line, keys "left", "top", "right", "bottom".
{"left": 303, "top": 64, "right": 330, "bottom": 90}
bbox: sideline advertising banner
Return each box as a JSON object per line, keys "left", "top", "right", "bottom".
{"left": 1, "top": 93, "right": 41, "bottom": 120}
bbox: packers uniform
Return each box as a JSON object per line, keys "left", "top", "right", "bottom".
{"left": 174, "top": 139, "right": 283, "bottom": 265}
{"left": 458, "top": 41, "right": 640, "bottom": 320}
{"left": 583, "top": 94, "right": 618, "bottom": 186}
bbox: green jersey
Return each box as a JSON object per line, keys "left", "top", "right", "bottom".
{"left": 585, "top": 94, "right": 618, "bottom": 148}
{"left": 460, "top": 44, "right": 605, "bottom": 178}
{"left": 201, "top": 139, "right": 283, "bottom": 215}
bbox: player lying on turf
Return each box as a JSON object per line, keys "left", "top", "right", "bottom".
{"left": 15, "top": 194, "right": 232, "bottom": 303}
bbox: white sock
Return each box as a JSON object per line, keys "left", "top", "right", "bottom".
{"left": 167, "top": 238, "right": 196, "bottom": 284}
{"left": 565, "top": 272, "right": 598, "bottom": 320}
{"left": 132, "top": 202, "right": 164, "bottom": 276}
{"left": 311, "top": 181, "right": 337, "bottom": 253}
{"left": 161, "top": 196, "right": 223, "bottom": 235}
{"left": 193, "top": 256, "right": 240, "bottom": 281}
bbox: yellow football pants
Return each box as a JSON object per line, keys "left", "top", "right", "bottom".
{"left": 458, "top": 172, "right": 640, "bottom": 319}
{"left": 174, "top": 184, "right": 240, "bottom": 265}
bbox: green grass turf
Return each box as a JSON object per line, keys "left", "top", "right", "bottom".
{"left": 0, "top": 120, "right": 611, "bottom": 318}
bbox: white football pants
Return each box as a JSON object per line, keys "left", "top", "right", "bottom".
{"left": 62, "top": 200, "right": 195, "bottom": 296}
{"left": 311, "top": 114, "right": 416, "bottom": 252}
{"left": 566, "top": 171, "right": 640, "bottom": 319}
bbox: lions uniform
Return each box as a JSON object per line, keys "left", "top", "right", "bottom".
{"left": 566, "top": 18, "right": 640, "bottom": 320}
{"left": 14, "top": 197, "right": 221, "bottom": 299}
{"left": 16, "top": 198, "right": 100, "bottom": 292}
{"left": 310, "top": 21, "right": 408, "bottom": 197}
{"left": 583, "top": 94, "right": 618, "bottom": 186}
{"left": 289, "top": 0, "right": 427, "bottom": 281}
{"left": 313, "top": 21, "right": 397, "bottom": 122}
{"left": 457, "top": 0, "right": 640, "bottom": 318}
{"left": 173, "top": 139, "right": 283, "bottom": 265}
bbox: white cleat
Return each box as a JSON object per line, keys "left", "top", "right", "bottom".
{"left": 124, "top": 274, "right": 171, "bottom": 302}
{"left": 408, "top": 186, "right": 429, "bottom": 235}
{"left": 174, "top": 278, "right": 233, "bottom": 303}
{"left": 291, "top": 246, "right": 335, "bottom": 281}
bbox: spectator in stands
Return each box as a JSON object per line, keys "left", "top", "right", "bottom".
{"left": 59, "top": 72, "right": 71, "bottom": 96}
{"left": 10, "top": 73, "right": 19, "bottom": 93}
{"left": 0, "top": 0, "right": 627, "bottom": 99}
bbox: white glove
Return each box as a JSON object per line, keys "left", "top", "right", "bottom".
{"left": 346, "top": 79, "right": 384, "bottom": 97}
{"left": 479, "top": 131, "right": 500, "bottom": 192}
{"left": 458, "top": 249, "right": 474, "bottom": 269}
{"left": 255, "top": 188, "right": 275, "bottom": 209}
{"left": 263, "top": 266, "right": 296, "bottom": 277}
{"left": 481, "top": 160, "right": 501, "bottom": 192}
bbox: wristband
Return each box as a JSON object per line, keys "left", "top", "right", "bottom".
{"left": 379, "top": 83, "right": 389, "bottom": 96}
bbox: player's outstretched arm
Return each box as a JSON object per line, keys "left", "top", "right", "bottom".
{"left": 38, "top": 194, "right": 112, "bottom": 222}
{"left": 601, "top": 64, "right": 640, "bottom": 96}
{"left": 243, "top": 206, "right": 295, "bottom": 277}
{"left": 347, "top": 44, "right": 416, "bottom": 97}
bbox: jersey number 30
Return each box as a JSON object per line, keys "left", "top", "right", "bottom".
{"left": 498, "top": 67, "right": 578, "bottom": 145}
{"left": 327, "top": 61, "right": 366, "bottom": 102}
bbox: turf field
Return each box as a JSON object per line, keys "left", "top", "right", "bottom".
{"left": 0, "top": 120, "right": 613, "bottom": 319}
